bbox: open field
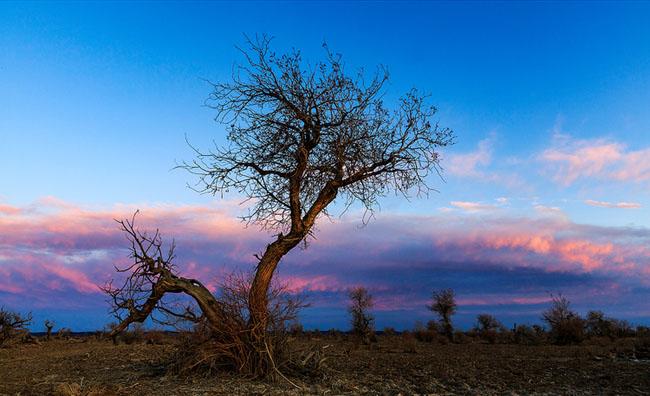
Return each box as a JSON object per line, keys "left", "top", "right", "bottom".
{"left": 1, "top": 335, "right": 649, "bottom": 395}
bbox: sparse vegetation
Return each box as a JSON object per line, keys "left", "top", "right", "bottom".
{"left": 1, "top": 330, "right": 649, "bottom": 395}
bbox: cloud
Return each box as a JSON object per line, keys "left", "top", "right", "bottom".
{"left": 533, "top": 204, "right": 565, "bottom": 217}
{"left": 1, "top": 197, "right": 650, "bottom": 329}
{"left": 450, "top": 201, "right": 498, "bottom": 212}
{"left": 444, "top": 135, "right": 528, "bottom": 190}
{"left": 446, "top": 137, "right": 493, "bottom": 178}
{"left": 584, "top": 200, "right": 641, "bottom": 209}
{"left": 0, "top": 203, "right": 21, "bottom": 215}
{"left": 540, "top": 135, "right": 650, "bottom": 186}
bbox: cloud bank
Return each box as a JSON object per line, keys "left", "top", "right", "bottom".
{"left": 1, "top": 198, "right": 649, "bottom": 330}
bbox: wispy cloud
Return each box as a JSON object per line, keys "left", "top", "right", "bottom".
{"left": 450, "top": 201, "right": 498, "bottom": 212}
{"left": 446, "top": 137, "right": 493, "bottom": 178}
{"left": 585, "top": 200, "right": 641, "bottom": 209}
{"left": 540, "top": 135, "right": 650, "bottom": 186}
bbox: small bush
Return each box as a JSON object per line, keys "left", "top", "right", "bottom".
{"left": 413, "top": 321, "right": 446, "bottom": 343}
{"left": 475, "top": 314, "right": 503, "bottom": 344}
{"left": 542, "top": 294, "right": 584, "bottom": 345}
{"left": 513, "top": 324, "right": 546, "bottom": 345}
{"left": 585, "top": 310, "right": 633, "bottom": 339}
{"left": 57, "top": 327, "right": 72, "bottom": 340}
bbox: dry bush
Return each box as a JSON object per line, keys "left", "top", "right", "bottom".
{"left": 348, "top": 287, "right": 375, "bottom": 345}
{"left": 168, "top": 272, "right": 313, "bottom": 381}
{"left": 57, "top": 328, "right": 72, "bottom": 340}
{"left": 413, "top": 321, "right": 446, "bottom": 343}
{"left": 121, "top": 323, "right": 146, "bottom": 345}
{"left": 585, "top": 310, "right": 633, "bottom": 339}
{"left": 513, "top": 324, "right": 547, "bottom": 345}
{"left": 0, "top": 307, "right": 31, "bottom": 347}
{"left": 475, "top": 314, "right": 504, "bottom": 344}
{"left": 542, "top": 294, "right": 585, "bottom": 345}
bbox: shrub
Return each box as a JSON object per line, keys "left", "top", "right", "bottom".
{"left": 56, "top": 327, "right": 72, "bottom": 340}
{"left": 413, "top": 321, "right": 445, "bottom": 343}
{"left": 0, "top": 307, "right": 31, "bottom": 346}
{"left": 475, "top": 314, "right": 504, "bottom": 344}
{"left": 585, "top": 310, "right": 634, "bottom": 339}
{"left": 169, "top": 272, "right": 310, "bottom": 378}
{"left": 513, "top": 324, "right": 546, "bottom": 345}
{"left": 542, "top": 294, "right": 585, "bottom": 345}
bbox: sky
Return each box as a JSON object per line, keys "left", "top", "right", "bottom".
{"left": 1, "top": 1, "right": 650, "bottom": 331}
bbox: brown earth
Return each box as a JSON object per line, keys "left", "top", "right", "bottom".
{"left": 1, "top": 335, "right": 649, "bottom": 395}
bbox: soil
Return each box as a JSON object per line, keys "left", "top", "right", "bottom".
{"left": 1, "top": 335, "right": 649, "bottom": 395}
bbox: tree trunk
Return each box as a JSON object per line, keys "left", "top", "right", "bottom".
{"left": 248, "top": 236, "right": 299, "bottom": 333}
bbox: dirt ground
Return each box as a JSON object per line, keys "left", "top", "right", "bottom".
{"left": 1, "top": 335, "right": 649, "bottom": 395}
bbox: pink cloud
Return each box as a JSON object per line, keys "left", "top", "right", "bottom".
{"left": 446, "top": 138, "right": 493, "bottom": 177}
{"left": 540, "top": 135, "right": 650, "bottom": 186}
{"left": 1, "top": 197, "right": 649, "bottom": 319}
{"left": 0, "top": 204, "right": 21, "bottom": 215}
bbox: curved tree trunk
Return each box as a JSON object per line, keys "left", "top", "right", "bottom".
{"left": 109, "top": 273, "right": 223, "bottom": 337}
{"left": 248, "top": 236, "right": 301, "bottom": 334}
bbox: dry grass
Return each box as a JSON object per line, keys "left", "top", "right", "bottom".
{"left": 1, "top": 334, "right": 649, "bottom": 395}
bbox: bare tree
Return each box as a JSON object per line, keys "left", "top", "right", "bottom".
{"left": 104, "top": 35, "right": 452, "bottom": 377}
{"left": 44, "top": 320, "right": 55, "bottom": 341}
{"left": 428, "top": 288, "right": 456, "bottom": 341}
{"left": 348, "top": 287, "right": 375, "bottom": 344}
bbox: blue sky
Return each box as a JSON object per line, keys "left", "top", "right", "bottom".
{"left": 1, "top": 1, "right": 650, "bottom": 331}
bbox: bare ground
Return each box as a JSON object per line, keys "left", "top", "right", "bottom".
{"left": 1, "top": 335, "right": 649, "bottom": 395}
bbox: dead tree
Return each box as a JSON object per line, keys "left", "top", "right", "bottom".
{"left": 0, "top": 308, "right": 31, "bottom": 346}
{"left": 104, "top": 35, "right": 453, "bottom": 377}
{"left": 44, "top": 320, "right": 55, "bottom": 341}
